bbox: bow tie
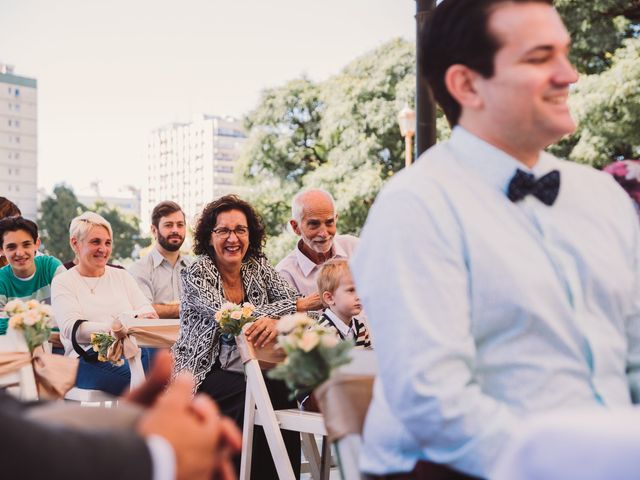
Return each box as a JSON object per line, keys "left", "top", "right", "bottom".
{"left": 507, "top": 169, "right": 561, "bottom": 206}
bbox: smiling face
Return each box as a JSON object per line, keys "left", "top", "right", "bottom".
{"left": 73, "top": 226, "right": 112, "bottom": 274}
{"left": 152, "top": 210, "right": 186, "bottom": 253}
{"left": 291, "top": 191, "right": 337, "bottom": 260}
{"left": 0, "top": 229, "right": 40, "bottom": 278}
{"left": 209, "top": 209, "right": 250, "bottom": 270}
{"left": 462, "top": 2, "right": 578, "bottom": 160}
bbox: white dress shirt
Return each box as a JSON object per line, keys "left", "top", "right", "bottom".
{"left": 276, "top": 234, "right": 359, "bottom": 296}
{"left": 351, "top": 127, "right": 640, "bottom": 477}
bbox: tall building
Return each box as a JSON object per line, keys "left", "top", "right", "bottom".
{"left": 0, "top": 63, "right": 37, "bottom": 219}
{"left": 144, "top": 114, "right": 247, "bottom": 227}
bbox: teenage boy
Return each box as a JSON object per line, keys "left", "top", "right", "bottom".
{"left": 316, "top": 259, "right": 371, "bottom": 349}
{"left": 0, "top": 216, "right": 64, "bottom": 309}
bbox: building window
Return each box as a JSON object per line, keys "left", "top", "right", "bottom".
{"left": 14, "top": 88, "right": 20, "bottom": 97}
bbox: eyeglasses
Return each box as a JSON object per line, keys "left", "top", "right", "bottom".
{"left": 212, "top": 226, "right": 249, "bottom": 239}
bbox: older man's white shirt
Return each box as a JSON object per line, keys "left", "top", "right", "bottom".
{"left": 276, "top": 234, "right": 359, "bottom": 295}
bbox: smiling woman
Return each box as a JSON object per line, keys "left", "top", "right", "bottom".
{"left": 173, "top": 194, "right": 305, "bottom": 479}
{"left": 51, "top": 211, "right": 159, "bottom": 395}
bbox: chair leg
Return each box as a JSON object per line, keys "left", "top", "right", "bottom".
{"left": 240, "top": 391, "right": 256, "bottom": 480}
{"left": 301, "top": 433, "right": 322, "bottom": 480}
{"left": 320, "top": 436, "right": 331, "bottom": 480}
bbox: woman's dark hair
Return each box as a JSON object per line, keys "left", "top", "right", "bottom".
{"left": 423, "top": 0, "right": 554, "bottom": 126}
{"left": 0, "top": 197, "right": 21, "bottom": 219}
{"left": 193, "top": 195, "right": 266, "bottom": 260}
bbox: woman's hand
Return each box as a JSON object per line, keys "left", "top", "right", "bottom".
{"left": 244, "top": 316, "right": 278, "bottom": 348}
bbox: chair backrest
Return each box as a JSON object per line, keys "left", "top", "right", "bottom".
{"left": 0, "top": 328, "right": 39, "bottom": 401}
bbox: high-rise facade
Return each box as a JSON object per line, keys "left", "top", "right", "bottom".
{"left": 0, "top": 64, "right": 37, "bottom": 219}
{"left": 144, "top": 114, "right": 247, "bottom": 227}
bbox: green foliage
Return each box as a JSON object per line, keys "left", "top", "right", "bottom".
{"left": 39, "top": 184, "right": 150, "bottom": 262}
{"left": 549, "top": 37, "right": 640, "bottom": 167}
{"left": 38, "top": 184, "right": 85, "bottom": 261}
{"left": 555, "top": 0, "right": 638, "bottom": 74}
{"left": 268, "top": 339, "right": 353, "bottom": 400}
{"left": 237, "top": 39, "right": 420, "bottom": 263}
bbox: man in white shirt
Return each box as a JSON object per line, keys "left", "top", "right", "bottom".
{"left": 276, "top": 188, "right": 358, "bottom": 310}
{"left": 130, "top": 201, "right": 192, "bottom": 318}
{"left": 351, "top": 0, "right": 640, "bottom": 478}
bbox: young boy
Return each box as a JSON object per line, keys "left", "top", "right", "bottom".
{"left": 0, "top": 216, "right": 64, "bottom": 309}
{"left": 316, "top": 259, "right": 371, "bottom": 349}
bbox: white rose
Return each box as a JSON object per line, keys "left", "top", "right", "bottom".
{"left": 298, "top": 330, "right": 320, "bottom": 353}
{"left": 230, "top": 310, "right": 242, "bottom": 320}
{"left": 4, "top": 299, "right": 26, "bottom": 315}
{"left": 277, "top": 313, "right": 313, "bottom": 333}
{"left": 320, "top": 333, "right": 340, "bottom": 348}
{"left": 23, "top": 309, "right": 40, "bottom": 326}
{"left": 220, "top": 302, "right": 237, "bottom": 312}
{"left": 26, "top": 299, "right": 41, "bottom": 310}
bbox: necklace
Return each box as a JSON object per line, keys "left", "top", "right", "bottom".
{"left": 78, "top": 272, "right": 104, "bottom": 294}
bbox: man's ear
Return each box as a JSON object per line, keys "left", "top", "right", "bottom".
{"left": 290, "top": 219, "right": 301, "bottom": 236}
{"left": 150, "top": 224, "right": 158, "bottom": 240}
{"left": 322, "top": 290, "right": 334, "bottom": 307}
{"left": 444, "top": 64, "right": 484, "bottom": 111}
{"left": 34, "top": 238, "right": 41, "bottom": 251}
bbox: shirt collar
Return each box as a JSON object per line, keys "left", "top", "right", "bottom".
{"left": 449, "top": 126, "right": 559, "bottom": 195}
{"left": 150, "top": 246, "right": 188, "bottom": 269}
{"left": 324, "top": 309, "right": 353, "bottom": 339}
{"left": 293, "top": 236, "right": 349, "bottom": 277}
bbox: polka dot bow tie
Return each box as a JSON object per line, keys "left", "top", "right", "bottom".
{"left": 507, "top": 169, "right": 561, "bottom": 206}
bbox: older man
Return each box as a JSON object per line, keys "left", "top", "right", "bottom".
{"left": 352, "top": 0, "right": 640, "bottom": 478}
{"left": 129, "top": 201, "right": 191, "bottom": 318}
{"left": 276, "top": 188, "right": 358, "bottom": 306}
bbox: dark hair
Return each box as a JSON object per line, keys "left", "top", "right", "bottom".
{"left": 151, "top": 201, "right": 184, "bottom": 228}
{"left": 193, "top": 195, "right": 266, "bottom": 260}
{"left": 0, "top": 216, "right": 38, "bottom": 249}
{"left": 0, "top": 197, "right": 21, "bottom": 219}
{"left": 423, "top": 0, "right": 554, "bottom": 126}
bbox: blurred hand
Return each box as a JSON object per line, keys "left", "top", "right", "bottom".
{"left": 137, "top": 373, "right": 242, "bottom": 480}
{"left": 296, "top": 292, "right": 323, "bottom": 312}
{"left": 244, "top": 316, "right": 279, "bottom": 347}
{"left": 123, "top": 350, "right": 172, "bottom": 407}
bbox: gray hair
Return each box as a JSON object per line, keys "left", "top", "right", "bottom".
{"left": 291, "top": 188, "right": 336, "bottom": 223}
{"left": 69, "top": 211, "right": 113, "bottom": 243}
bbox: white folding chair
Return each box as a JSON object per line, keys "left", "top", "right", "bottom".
{"left": 238, "top": 335, "right": 332, "bottom": 480}
{"left": 0, "top": 327, "right": 39, "bottom": 401}
{"left": 64, "top": 317, "right": 179, "bottom": 404}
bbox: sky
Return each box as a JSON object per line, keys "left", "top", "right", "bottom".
{"left": 1, "top": 0, "right": 415, "bottom": 198}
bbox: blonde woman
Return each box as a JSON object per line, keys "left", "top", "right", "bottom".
{"left": 51, "top": 211, "right": 158, "bottom": 394}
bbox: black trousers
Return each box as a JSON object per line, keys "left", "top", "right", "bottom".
{"left": 199, "top": 367, "right": 301, "bottom": 480}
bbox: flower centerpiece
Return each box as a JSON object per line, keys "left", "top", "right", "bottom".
{"left": 90, "top": 332, "right": 124, "bottom": 366}
{"left": 267, "top": 313, "right": 353, "bottom": 399}
{"left": 216, "top": 302, "right": 256, "bottom": 337}
{"left": 4, "top": 299, "right": 54, "bottom": 353}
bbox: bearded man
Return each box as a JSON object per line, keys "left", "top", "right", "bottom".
{"left": 129, "top": 201, "right": 192, "bottom": 318}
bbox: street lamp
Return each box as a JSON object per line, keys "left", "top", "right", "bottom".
{"left": 397, "top": 105, "right": 416, "bottom": 168}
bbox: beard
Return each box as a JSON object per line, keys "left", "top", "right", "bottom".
{"left": 157, "top": 232, "right": 184, "bottom": 252}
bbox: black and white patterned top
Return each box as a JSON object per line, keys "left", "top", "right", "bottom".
{"left": 172, "top": 254, "right": 299, "bottom": 388}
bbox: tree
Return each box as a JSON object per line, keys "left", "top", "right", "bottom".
{"left": 236, "top": 39, "right": 420, "bottom": 262}
{"left": 39, "top": 184, "right": 150, "bottom": 262}
{"left": 38, "top": 184, "right": 85, "bottom": 261}
{"left": 549, "top": 2, "right": 640, "bottom": 166}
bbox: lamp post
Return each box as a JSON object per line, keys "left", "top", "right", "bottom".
{"left": 398, "top": 105, "right": 416, "bottom": 168}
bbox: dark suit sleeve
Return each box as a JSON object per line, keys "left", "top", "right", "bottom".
{"left": 0, "top": 392, "right": 153, "bottom": 480}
